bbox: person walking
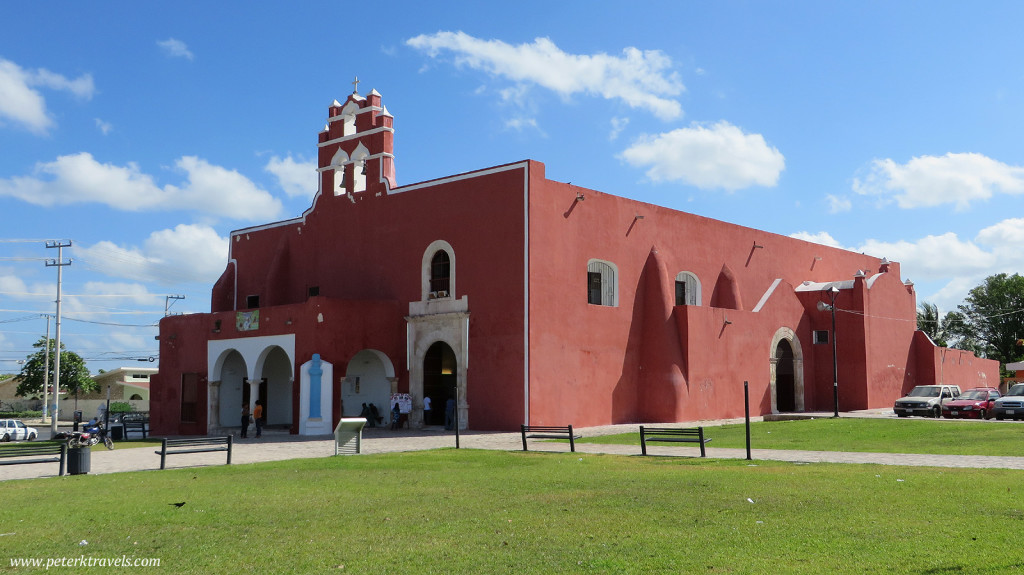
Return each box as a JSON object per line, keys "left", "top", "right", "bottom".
{"left": 423, "top": 395, "right": 432, "bottom": 426}
{"left": 240, "top": 403, "right": 251, "bottom": 438}
{"left": 253, "top": 401, "right": 264, "bottom": 438}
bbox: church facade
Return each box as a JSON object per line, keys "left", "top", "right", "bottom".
{"left": 150, "top": 88, "right": 998, "bottom": 436}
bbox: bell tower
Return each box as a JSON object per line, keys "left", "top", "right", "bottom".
{"left": 317, "top": 80, "right": 396, "bottom": 198}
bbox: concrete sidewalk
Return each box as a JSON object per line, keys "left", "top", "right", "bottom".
{"left": 4, "top": 411, "right": 1024, "bottom": 481}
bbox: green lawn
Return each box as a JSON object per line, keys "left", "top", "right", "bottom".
{"left": 580, "top": 417, "right": 1024, "bottom": 456}
{"left": 2, "top": 449, "right": 1022, "bottom": 574}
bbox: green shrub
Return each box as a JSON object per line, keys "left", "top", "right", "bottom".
{"left": 108, "top": 401, "right": 134, "bottom": 413}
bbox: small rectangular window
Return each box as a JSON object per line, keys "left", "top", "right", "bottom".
{"left": 813, "top": 330, "right": 830, "bottom": 344}
{"left": 246, "top": 295, "right": 260, "bottom": 309}
{"left": 675, "top": 281, "right": 687, "bottom": 306}
{"left": 308, "top": 286, "right": 320, "bottom": 297}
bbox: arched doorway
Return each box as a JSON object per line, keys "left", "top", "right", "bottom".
{"left": 769, "top": 327, "right": 805, "bottom": 413}
{"left": 217, "top": 350, "right": 248, "bottom": 429}
{"left": 342, "top": 350, "right": 395, "bottom": 423}
{"left": 257, "top": 346, "right": 293, "bottom": 428}
{"left": 775, "top": 340, "right": 796, "bottom": 412}
{"left": 423, "top": 341, "right": 457, "bottom": 426}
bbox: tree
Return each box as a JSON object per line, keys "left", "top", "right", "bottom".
{"left": 917, "top": 302, "right": 948, "bottom": 347}
{"left": 944, "top": 273, "right": 1024, "bottom": 366}
{"left": 15, "top": 338, "right": 95, "bottom": 398}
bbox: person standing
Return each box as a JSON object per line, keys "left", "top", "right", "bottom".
{"left": 391, "top": 402, "right": 402, "bottom": 430}
{"left": 253, "top": 401, "right": 264, "bottom": 438}
{"left": 445, "top": 396, "right": 456, "bottom": 430}
{"left": 423, "top": 396, "right": 432, "bottom": 426}
{"left": 240, "top": 403, "right": 250, "bottom": 438}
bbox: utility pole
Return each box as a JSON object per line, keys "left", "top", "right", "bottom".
{"left": 45, "top": 240, "right": 71, "bottom": 434}
{"left": 165, "top": 294, "right": 185, "bottom": 316}
{"left": 41, "top": 314, "right": 51, "bottom": 423}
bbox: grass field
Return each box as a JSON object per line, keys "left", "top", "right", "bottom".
{"left": 2, "top": 448, "right": 1023, "bottom": 574}
{"left": 580, "top": 417, "right": 1024, "bottom": 457}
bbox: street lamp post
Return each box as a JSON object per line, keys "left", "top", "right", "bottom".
{"left": 817, "top": 286, "right": 840, "bottom": 417}
{"left": 829, "top": 286, "right": 839, "bottom": 417}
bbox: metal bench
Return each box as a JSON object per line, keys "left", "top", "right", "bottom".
{"left": 0, "top": 441, "right": 67, "bottom": 475}
{"left": 122, "top": 420, "right": 149, "bottom": 439}
{"left": 520, "top": 424, "right": 581, "bottom": 452}
{"left": 155, "top": 436, "right": 232, "bottom": 470}
{"left": 639, "top": 426, "right": 711, "bottom": 457}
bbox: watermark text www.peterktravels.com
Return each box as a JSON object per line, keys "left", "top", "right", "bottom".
{"left": 9, "top": 555, "right": 161, "bottom": 569}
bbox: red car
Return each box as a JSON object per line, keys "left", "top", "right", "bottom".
{"left": 941, "top": 387, "right": 1001, "bottom": 419}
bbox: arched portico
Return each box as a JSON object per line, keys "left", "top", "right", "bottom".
{"left": 208, "top": 334, "right": 296, "bottom": 434}
{"left": 769, "top": 327, "right": 805, "bottom": 413}
{"left": 340, "top": 349, "right": 398, "bottom": 425}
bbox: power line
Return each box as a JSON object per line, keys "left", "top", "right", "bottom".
{"left": 0, "top": 291, "right": 176, "bottom": 298}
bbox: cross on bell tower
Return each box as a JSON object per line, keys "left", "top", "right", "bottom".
{"left": 351, "top": 76, "right": 359, "bottom": 94}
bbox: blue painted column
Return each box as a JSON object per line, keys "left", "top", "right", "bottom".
{"left": 309, "top": 353, "right": 323, "bottom": 419}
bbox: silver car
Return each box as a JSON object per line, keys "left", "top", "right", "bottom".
{"left": 993, "top": 383, "right": 1024, "bottom": 421}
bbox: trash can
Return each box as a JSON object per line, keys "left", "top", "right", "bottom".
{"left": 67, "top": 446, "right": 91, "bottom": 475}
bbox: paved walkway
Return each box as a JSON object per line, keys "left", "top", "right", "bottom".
{"left": 4, "top": 410, "right": 1024, "bottom": 481}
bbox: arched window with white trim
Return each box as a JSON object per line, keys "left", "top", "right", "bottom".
{"left": 675, "top": 271, "right": 701, "bottom": 306}
{"left": 587, "top": 259, "right": 618, "bottom": 307}
{"left": 421, "top": 240, "right": 456, "bottom": 300}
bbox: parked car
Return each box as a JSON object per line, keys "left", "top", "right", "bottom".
{"left": 992, "top": 383, "right": 1024, "bottom": 421}
{"left": 0, "top": 419, "right": 38, "bottom": 441}
{"left": 893, "top": 385, "right": 962, "bottom": 418}
{"left": 941, "top": 387, "right": 1000, "bottom": 419}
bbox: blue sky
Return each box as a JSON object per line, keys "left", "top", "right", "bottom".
{"left": 2, "top": 1, "right": 1023, "bottom": 374}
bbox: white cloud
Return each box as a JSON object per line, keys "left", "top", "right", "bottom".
{"left": 95, "top": 118, "right": 113, "bottom": 135}
{"left": 618, "top": 121, "right": 785, "bottom": 190}
{"left": 157, "top": 38, "right": 194, "bottom": 61}
{"left": 407, "top": 31, "right": 684, "bottom": 120}
{"left": 858, "top": 233, "right": 995, "bottom": 281}
{"left": 0, "top": 57, "right": 95, "bottom": 134}
{"left": 826, "top": 194, "right": 851, "bottom": 213}
{"left": 504, "top": 117, "right": 543, "bottom": 135}
{"left": 609, "top": 116, "right": 629, "bottom": 141}
{"left": 0, "top": 152, "right": 282, "bottom": 221}
{"left": 76, "top": 224, "right": 229, "bottom": 285}
{"left": 789, "top": 231, "right": 843, "bottom": 248}
{"left": 264, "top": 155, "right": 316, "bottom": 198}
{"left": 853, "top": 152, "right": 1024, "bottom": 210}
{"left": 170, "top": 156, "right": 282, "bottom": 220}
{"left": 796, "top": 218, "right": 1024, "bottom": 310}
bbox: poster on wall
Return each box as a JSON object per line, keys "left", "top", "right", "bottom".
{"left": 390, "top": 393, "right": 412, "bottom": 414}
{"left": 236, "top": 310, "right": 259, "bottom": 331}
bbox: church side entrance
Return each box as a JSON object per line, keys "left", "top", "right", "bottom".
{"left": 775, "top": 340, "right": 796, "bottom": 412}
{"left": 423, "top": 342, "right": 457, "bottom": 426}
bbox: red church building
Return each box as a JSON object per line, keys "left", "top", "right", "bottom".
{"left": 150, "top": 88, "right": 998, "bottom": 436}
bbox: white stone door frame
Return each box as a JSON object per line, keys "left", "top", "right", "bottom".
{"left": 406, "top": 303, "right": 469, "bottom": 429}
